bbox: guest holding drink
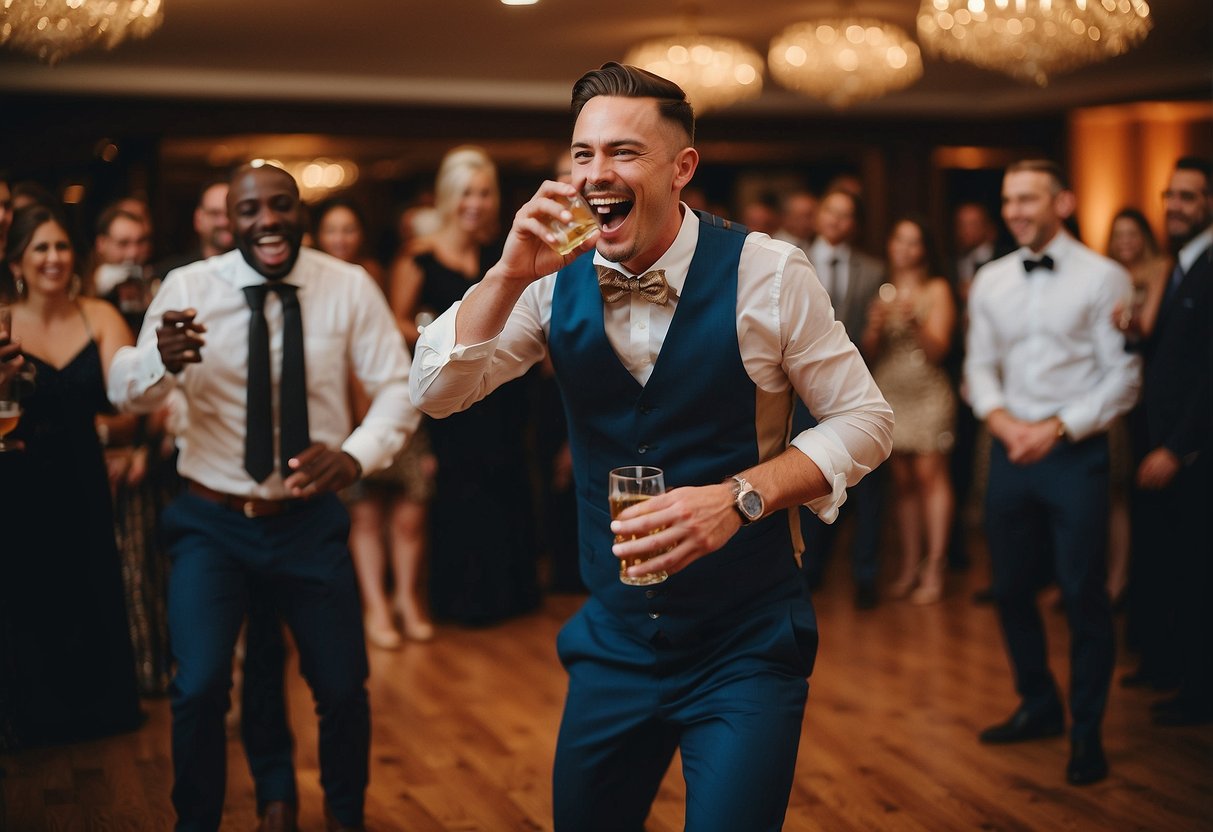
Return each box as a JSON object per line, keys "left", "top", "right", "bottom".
{"left": 412, "top": 63, "right": 892, "bottom": 830}
{"left": 108, "top": 164, "right": 417, "bottom": 831}
{"left": 0, "top": 204, "right": 143, "bottom": 750}
{"left": 395, "top": 145, "right": 541, "bottom": 626}
{"left": 862, "top": 216, "right": 958, "bottom": 604}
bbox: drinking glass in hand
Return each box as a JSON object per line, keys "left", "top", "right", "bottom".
{"left": 545, "top": 192, "right": 600, "bottom": 256}
{"left": 609, "top": 465, "right": 670, "bottom": 586}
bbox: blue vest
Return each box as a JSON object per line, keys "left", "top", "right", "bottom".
{"left": 549, "top": 214, "right": 801, "bottom": 644}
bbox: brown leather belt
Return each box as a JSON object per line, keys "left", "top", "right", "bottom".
{"left": 187, "top": 480, "right": 302, "bottom": 518}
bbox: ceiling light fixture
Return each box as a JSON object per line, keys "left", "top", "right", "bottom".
{"left": 0, "top": 0, "right": 164, "bottom": 65}
{"left": 768, "top": 18, "right": 923, "bottom": 108}
{"left": 623, "top": 6, "right": 763, "bottom": 113}
{"left": 917, "top": 0, "right": 1153, "bottom": 87}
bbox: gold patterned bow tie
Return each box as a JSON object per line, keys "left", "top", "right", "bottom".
{"left": 595, "top": 265, "right": 671, "bottom": 306}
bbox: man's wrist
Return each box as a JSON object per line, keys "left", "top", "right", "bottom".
{"left": 344, "top": 452, "right": 363, "bottom": 480}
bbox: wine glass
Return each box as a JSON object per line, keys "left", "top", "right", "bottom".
{"left": 608, "top": 465, "right": 670, "bottom": 586}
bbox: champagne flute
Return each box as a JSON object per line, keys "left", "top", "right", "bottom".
{"left": 609, "top": 465, "right": 670, "bottom": 586}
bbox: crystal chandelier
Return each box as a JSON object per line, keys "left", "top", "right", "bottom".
{"left": 917, "top": 0, "right": 1153, "bottom": 87}
{"left": 624, "top": 33, "right": 764, "bottom": 113}
{"left": 768, "top": 18, "right": 924, "bottom": 108}
{"left": 1, "top": 0, "right": 164, "bottom": 65}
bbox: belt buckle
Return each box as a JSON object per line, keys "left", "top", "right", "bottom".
{"left": 243, "top": 500, "right": 258, "bottom": 519}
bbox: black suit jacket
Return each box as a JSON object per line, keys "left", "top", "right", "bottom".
{"left": 1140, "top": 243, "right": 1211, "bottom": 461}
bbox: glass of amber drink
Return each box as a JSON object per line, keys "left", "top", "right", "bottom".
{"left": 609, "top": 465, "right": 670, "bottom": 586}
{"left": 545, "top": 192, "right": 600, "bottom": 256}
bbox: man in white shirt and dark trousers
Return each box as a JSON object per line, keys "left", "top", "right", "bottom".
{"left": 412, "top": 63, "right": 892, "bottom": 830}
{"left": 965, "top": 160, "right": 1140, "bottom": 786}
{"left": 109, "top": 163, "right": 417, "bottom": 832}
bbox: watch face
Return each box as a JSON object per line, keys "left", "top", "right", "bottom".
{"left": 739, "top": 489, "right": 764, "bottom": 519}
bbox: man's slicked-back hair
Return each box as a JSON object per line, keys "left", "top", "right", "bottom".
{"left": 570, "top": 62, "right": 695, "bottom": 145}
{"left": 1006, "top": 159, "right": 1070, "bottom": 193}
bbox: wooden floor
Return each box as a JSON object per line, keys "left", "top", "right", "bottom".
{"left": 2, "top": 546, "right": 1211, "bottom": 831}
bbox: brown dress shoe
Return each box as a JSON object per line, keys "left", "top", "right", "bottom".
{"left": 257, "top": 800, "right": 298, "bottom": 832}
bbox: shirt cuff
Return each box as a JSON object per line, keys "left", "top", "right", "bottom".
{"left": 139, "top": 344, "right": 169, "bottom": 390}
{"left": 1055, "top": 405, "right": 1096, "bottom": 443}
{"left": 787, "top": 437, "right": 849, "bottom": 524}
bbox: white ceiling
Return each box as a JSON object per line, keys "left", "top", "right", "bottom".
{"left": 1, "top": 0, "right": 1209, "bottom": 117}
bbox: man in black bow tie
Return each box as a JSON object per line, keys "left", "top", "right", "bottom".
{"left": 413, "top": 62, "right": 892, "bottom": 831}
{"left": 964, "top": 160, "right": 1141, "bottom": 785}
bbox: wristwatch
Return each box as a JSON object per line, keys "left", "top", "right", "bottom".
{"left": 729, "top": 475, "right": 765, "bottom": 525}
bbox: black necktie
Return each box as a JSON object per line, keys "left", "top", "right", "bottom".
{"left": 1023, "top": 254, "right": 1055, "bottom": 273}
{"left": 243, "top": 283, "right": 310, "bottom": 484}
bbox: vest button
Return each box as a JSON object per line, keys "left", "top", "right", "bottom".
{"left": 645, "top": 589, "right": 658, "bottom": 598}
{"left": 637, "top": 444, "right": 649, "bottom": 454}
{"left": 648, "top": 612, "right": 660, "bottom": 619}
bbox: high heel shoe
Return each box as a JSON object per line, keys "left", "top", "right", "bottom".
{"left": 888, "top": 569, "right": 919, "bottom": 599}
{"left": 909, "top": 560, "right": 945, "bottom": 605}
{"left": 395, "top": 600, "right": 434, "bottom": 642}
{"left": 364, "top": 615, "right": 403, "bottom": 650}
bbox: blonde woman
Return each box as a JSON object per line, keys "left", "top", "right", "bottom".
{"left": 393, "top": 146, "right": 540, "bottom": 624}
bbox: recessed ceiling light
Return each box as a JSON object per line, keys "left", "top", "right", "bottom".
{"left": 501, "top": 0, "right": 539, "bottom": 5}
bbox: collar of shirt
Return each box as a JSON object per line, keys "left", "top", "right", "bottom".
{"left": 591, "top": 203, "right": 698, "bottom": 301}
{"left": 1016, "top": 229, "right": 1075, "bottom": 274}
{"left": 971, "top": 241, "right": 995, "bottom": 265}
{"left": 1178, "top": 226, "right": 1213, "bottom": 274}
{"left": 810, "top": 238, "right": 848, "bottom": 269}
{"left": 221, "top": 247, "right": 304, "bottom": 292}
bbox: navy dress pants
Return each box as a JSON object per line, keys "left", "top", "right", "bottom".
{"left": 985, "top": 436, "right": 1114, "bottom": 742}
{"left": 552, "top": 596, "right": 815, "bottom": 832}
{"left": 160, "top": 491, "right": 369, "bottom": 831}
{"left": 240, "top": 582, "right": 296, "bottom": 815}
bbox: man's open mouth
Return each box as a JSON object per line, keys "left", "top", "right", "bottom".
{"left": 254, "top": 234, "right": 291, "bottom": 267}
{"left": 588, "top": 196, "right": 634, "bottom": 232}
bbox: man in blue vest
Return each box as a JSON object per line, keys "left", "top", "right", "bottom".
{"left": 411, "top": 63, "right": 893, "bottom": 831}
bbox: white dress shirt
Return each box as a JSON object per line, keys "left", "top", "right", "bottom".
{"left": 1177, "top": 226, "right": 1213, "bottom": 275}
{"left": 964, "top": 230, "right": 1141, "bottom": 441}
{"left": 411, "top": 206, "right": 893, "bottom": 523}
{"left": 109, "top": 247, "right": 419, "bottom": 499}
{"left": 808, "top": 237, "right": 849, "bottom": 302}
{"left": 956, "top": 240, "right": 995, "bottom": 287}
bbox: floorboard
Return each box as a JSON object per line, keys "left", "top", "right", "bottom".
{"left": 3, "top": 536, "right": 1211, "bottom": 831}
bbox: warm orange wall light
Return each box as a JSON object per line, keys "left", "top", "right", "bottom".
{"left": 1069, "top": 102, "right": 1213, "bottom": 252}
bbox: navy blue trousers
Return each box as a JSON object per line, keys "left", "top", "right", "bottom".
{"left": 552, "top": 596, "right": 814, "bottom": 832}
{"left": 985, "top": 436, "right": 1114, "bottom": 742}
{"left": 160, "top": 492, "right": 369, "bottom": 831}
{"left": 240, "top": 583, "right": 296, "bottom": 815}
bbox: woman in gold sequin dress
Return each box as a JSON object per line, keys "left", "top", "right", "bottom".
{"left": 863, "top": 217, "right": 958, "bottom": 605}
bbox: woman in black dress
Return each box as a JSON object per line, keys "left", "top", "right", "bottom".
{"left": 0, "top": 205, "right": 142, "bottom": 749}
{"left": 394, "top": 146, "right": 540, "bottom": 625}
